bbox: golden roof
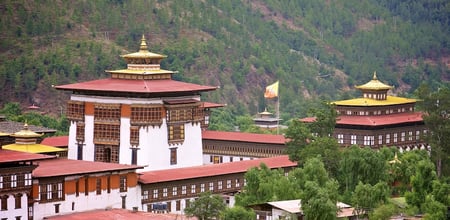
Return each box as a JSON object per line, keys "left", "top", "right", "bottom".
{"left": 10, "top": 123, "right": 43, "bottom": 138}
{"left": 3, "top": 144, "right": 66, "bottom": 153}
{"left": 121, "top": 35, "right": 167, "bottom": 59}
{"left": 355, "top": 72, "right": 393, "bottom": 91}
{"left": 332, "top": 96, "right": 417, "bottom": 106}
{"left": 0, "top": 132, "right": 9, "bottom": 136}
{"left": 106, "top": 69, "right": 174, "bottom": 75}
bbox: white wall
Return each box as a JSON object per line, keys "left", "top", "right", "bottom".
{"left": 0, "top": 193, "right": 28, "bottom": 219}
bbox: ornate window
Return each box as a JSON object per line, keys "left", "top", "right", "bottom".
{"left": 408, "top": 131, "right": 413, "bottom": 141}
{"left": 94, "top": 124, "right": 120, "bottom": 144}
{"left": 95, "top": 145, "right": 119, "bottom": 163}
{"left": 209, "top": 182, "right": 214, "bottom": 191}
{"left": 39, "top": 181, "right": 64, "bottom": 202}
{"left": 94, "top": 104, "right": 120, "bottom": 122}
{"left": 191, "top": 185, "right": 196, "bottom": 194}
{"left": 378, "top": 135, "right": 383, "bottom": 145}
{"left": 96, "top": 179, "right": 102, "bottom": 195}
{"left": 1, "top": 195, "right": 8, "bottom": 210}
{"left": 200, "top": 184, "right": 205, "bottom": 192}
{"left": 130, "top": 105, "right": 163, "bottom": 126}
{"left": 170, "top": 148, "right": 177, "bottom": 165}
{"left": 227, "top": 180, "right": 232, "bottom": 189}
{"left": 152, "top": 189, "right": 158, "bottom": 199}
{"left": 401, "top": 132, "right": 405, "bottom": 142}
{"left": 386, "top": 134, "right": 391, "bottom": 144}
{"left": 130, "top": 126, "right": 140, "bottom": 145}
{"left": 119, "top": 175, "right": 127, "bottom": 192}
{"left": 337, "top": 134, "right": 344, "bottom": 144}
{"left": 14, "top": 194, "right": 22, "bottom": 209}
{"left": 168, "top": 124, "right": 185, "bottom": 144}
{"left": 181, "top": 186, "right": 187, "bottom": 195}
{"left": 172, "top": 187, "right": 178, "bottom": 196}
{"left": 394, "top": 133, "right": 398, "bottom": 143}
{"left": 142, "top": 190, "right": 149, "bottom": 200}
{"left": 163, "top": 188, "right": 168, "bottom": 197}
{"left": 67, "top": 101, "right": 84, "bottom": 121}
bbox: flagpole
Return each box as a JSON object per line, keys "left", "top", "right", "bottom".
{"left": 277, "top": 81, "right": 280, "bottom": 135}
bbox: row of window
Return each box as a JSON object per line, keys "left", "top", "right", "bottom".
{"left": 40, "top": 175, "right": 128, "bottom": 203}
{"left": 0, "top": 193, "right": 22, "bottom": 211}
{"left": 203, "top": 144, "right": 283, "bottom": 157}
{"left": 142, "top": 178, "right": 242, "bottom": 202}
{"left": 0, "top": 173, "right": 32, "bottom": 190}
{"left": 336, "top": 130, "right": 426, "bottom": 146}
{"left": 340, "top": 107, "right": 414, "bottom": 116}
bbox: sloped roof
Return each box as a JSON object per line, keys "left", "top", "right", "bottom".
{"left": 332, "top": 96, "right": 417, "bottom": 106}
{"left": 3, "top": 144, "right": 66, "bottom": 153}
{"left": 355, "top": 72, "right": 393, "bottom": 91}
{"left": 0, "top": 120, "right": 56, "bottom": 134}
{"left": 41, "top": 136, "right": 69, "bottom": 147}
{"left": 0, "top": 149, "right": 54, "bottom": 163}
{"left": 45, "top": 208, "right": 185, "bottom": 220}
{"left": 139, "top": 155, "right": 296, "bottom": 184}
{"left": 33, "top": 158, "right": 144, "bottom": 178}
{"left": 55, "top": 78, "right": 216, "bottom": 94}
{"left": 202, "top": 130, "right": 286, "bottom": 145}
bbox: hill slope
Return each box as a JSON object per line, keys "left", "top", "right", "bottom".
{"left": 0, "top": 0, "right": 448, "bottom": 121}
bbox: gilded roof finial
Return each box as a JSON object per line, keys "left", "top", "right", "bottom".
{"left": 139, "top": 34, "right": 148, "bottom": 52}
{"left": 373, "top": 71, "right": 377, "bottom": 80}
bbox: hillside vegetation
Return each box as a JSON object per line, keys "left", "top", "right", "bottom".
{"left": 0, "top": 0, "right": 448, "bottom": 124}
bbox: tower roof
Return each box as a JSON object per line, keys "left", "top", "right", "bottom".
{"left": 121, "top": 35, "right": 166, "bottom": 59}
{"left": 11, "top": 123, "right": 43, "bottom": 138}
{"left": 355, "top": 72, "right": 393, "bottom": 91}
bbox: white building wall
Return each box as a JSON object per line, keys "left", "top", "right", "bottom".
{"left": 119, "top": 117, "right": 131, "bottom": 164}
{"left": 67, "top": 121, "right": 78, "bottom": 160}
{"left": 0, "top": 194, "right": 29, "bottom": 219}
{"left": 33, "top": 186, "right": 140, "bottom": 220}
{"left": 83, "top": 115, "right": 95, "bottom": 161}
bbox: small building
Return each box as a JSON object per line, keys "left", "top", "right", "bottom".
{"left": 248, "top": 199, "right": 358, "bottom": 220}
{"left": 253, "top": 109, "right": 282, "bottom": 130}
{"left": 202, "top": 130, "right": 287, "bottom": 164}
{"left": 0, "top": 115, "right": 56, "bottom": 146}
{"left": 31, "top": 158, "right": 143, "bottom": 219}
{"left": 3, "top": 124, "right": 67, "bottom": 158}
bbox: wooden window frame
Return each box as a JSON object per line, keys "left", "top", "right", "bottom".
{"left": 119, "top": 175, "right": 127, "bottom": 192}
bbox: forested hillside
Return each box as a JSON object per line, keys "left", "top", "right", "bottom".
{"left": 0, "top": 0, "right": 448, "bottom": 125}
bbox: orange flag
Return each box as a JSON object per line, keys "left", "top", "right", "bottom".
{"left": 264, "top": 81, "right": 279, "bottom": 99}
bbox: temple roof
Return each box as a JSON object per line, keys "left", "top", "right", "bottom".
{"left": 33, "top": 158, "right": 143, "bottom": 178}
{"left": 355, "top": 72, "right": 393, "bottom": 91}
{"left": 0, "top": 149, "right": 54, "bottom": 163}
{"left": 332, "top": 96, "right": 417, "bottom": 106}
{"left": 10, "top": 123, "right": 43, "bottom": 138}
{"left": 2, "top": 144, "right": 66, "bottom": 153}
{"left": 139, "top": 155, "right": 296, "bottom": 184}
{"left": 56, "top": 78, "right": 217, "bottom": 94}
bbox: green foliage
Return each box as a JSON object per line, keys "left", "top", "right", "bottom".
{"left": 284, "top": 120, "right": 313, "bottom": 162}
{"left": 422, "top": 195, "right": 447, "bottom": 220}
{"left": 414, "top": 83, "right": 450, "bottom": 176}
{"left": 1, "top": 0, "right": 448, "bottom": 119}
{"left": 352, "top": 181, "right": 390, "bottom": 216}
{"left": 369, "top": 203, "right": 398, "bottom": 220}
{"left": 184, "top": 191, "right": 226, "bottom": 220}
{"left": 0, "top": 102, "right": 22, "bottom": 119}
{"left": 405, "top": 159, "right": 437, "bottom": 212}
{"left": 220, "top": 206, "right": 256, "bottom": 220}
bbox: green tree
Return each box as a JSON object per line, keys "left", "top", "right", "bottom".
{"left": 306, "top": 102, "right": 337, "bottom": 137}
{"left": 285, "top": 120, "right": 313, "bottom": 162}
{"left": 422, "top": 195, "right": 447, "bottom": 220}
{"left": 352, "top": 181, "right": 390, "bottom": 217}
{"left": 1, "top": 102, "right": 22, "bottom": 119}
{"left": 184, "top": 191, "right": 226, "bottom": 220}
{"left": 415, "top": 83, "right": 450, "bottom": 176}
{"left": 220, "top": 206, "right": 256, "bottom": 220}
{"left": 405, "top": 159, "right": 437, "bottom": 212}
{"left": 369, "top": 204, "right": 398, "bottom": 220}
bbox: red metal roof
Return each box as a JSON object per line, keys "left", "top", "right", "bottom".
{"left": 55, "top": 78, "right": 216, "bottom": 94}
{"left": 336, "top": 112, "right": 424, "bottom": 127}
{"left": 300, "top": 112, "right": 424, "bottom": 127}
{"left": 201, "top": 102, "right": 225, "bottom": 108}
{"left": 33, "top": 158, "right": 144, "bottom": 178}
{"left": 41, "top": 136, "right": 69, "bottom": 147}
{"left": 0, "top": 149, "right": 54, "bottom": 163}
{"left": 202, "top": 130, "right": 286, "bottom": 145}
{"left": 139, "top": 156, "right": 296, "bottom": 184}
{"left": 45, "top": 208, "right": 189, "bottom": 220}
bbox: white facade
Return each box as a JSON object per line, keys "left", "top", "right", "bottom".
{"left": 0, "top": 194, "right": 29, "bottom": 220}
{"left": 67, "top": 95, "right": 204, "bottom": 172}
{"left": 33, "top": 177, "right": 140, "bottom": 220}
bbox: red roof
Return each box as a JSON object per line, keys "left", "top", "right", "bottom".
{"left": 202, "top": 102, "right": 225, "bottom": 108}
{"left": 41, "top": 136, "right": 69, "bottom": 147}
{"left": 55, "top": 78, "right": 216, "bottom": 94}
{"left": 202, "top": 130, "right": 286, "bottom": 145}
{"left": 0, "top": 149, "right": 54, "bottom": 163}
{"left": 139, "top": 156, "right": 296, "bottom": 184}
{"left": 300, "top": 112, "right": 424, "bottom": 127}
{"left": 33, "top": 158, "right": 144, "bottom": 178}
{"left": 45, "top": 208, "right": 190, "bottom": 220}
{"left": 336, "top": 112, "right": 424, "bottom": 127}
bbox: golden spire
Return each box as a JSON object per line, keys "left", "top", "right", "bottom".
{"left": 389, "top": 152, "right": 401, "bottom": 164}
{"left": 355, "top": 71, "right": 393, "bottom": 91}
{"left": 373, "top": 71, "right": 377, "bottom": 80}
{"left": 139, "top": 34, "right": 148, "bottom": 52}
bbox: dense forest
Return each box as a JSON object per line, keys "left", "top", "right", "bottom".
{"left": 0, "top": 0, "right": 448, "bottom": 128}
